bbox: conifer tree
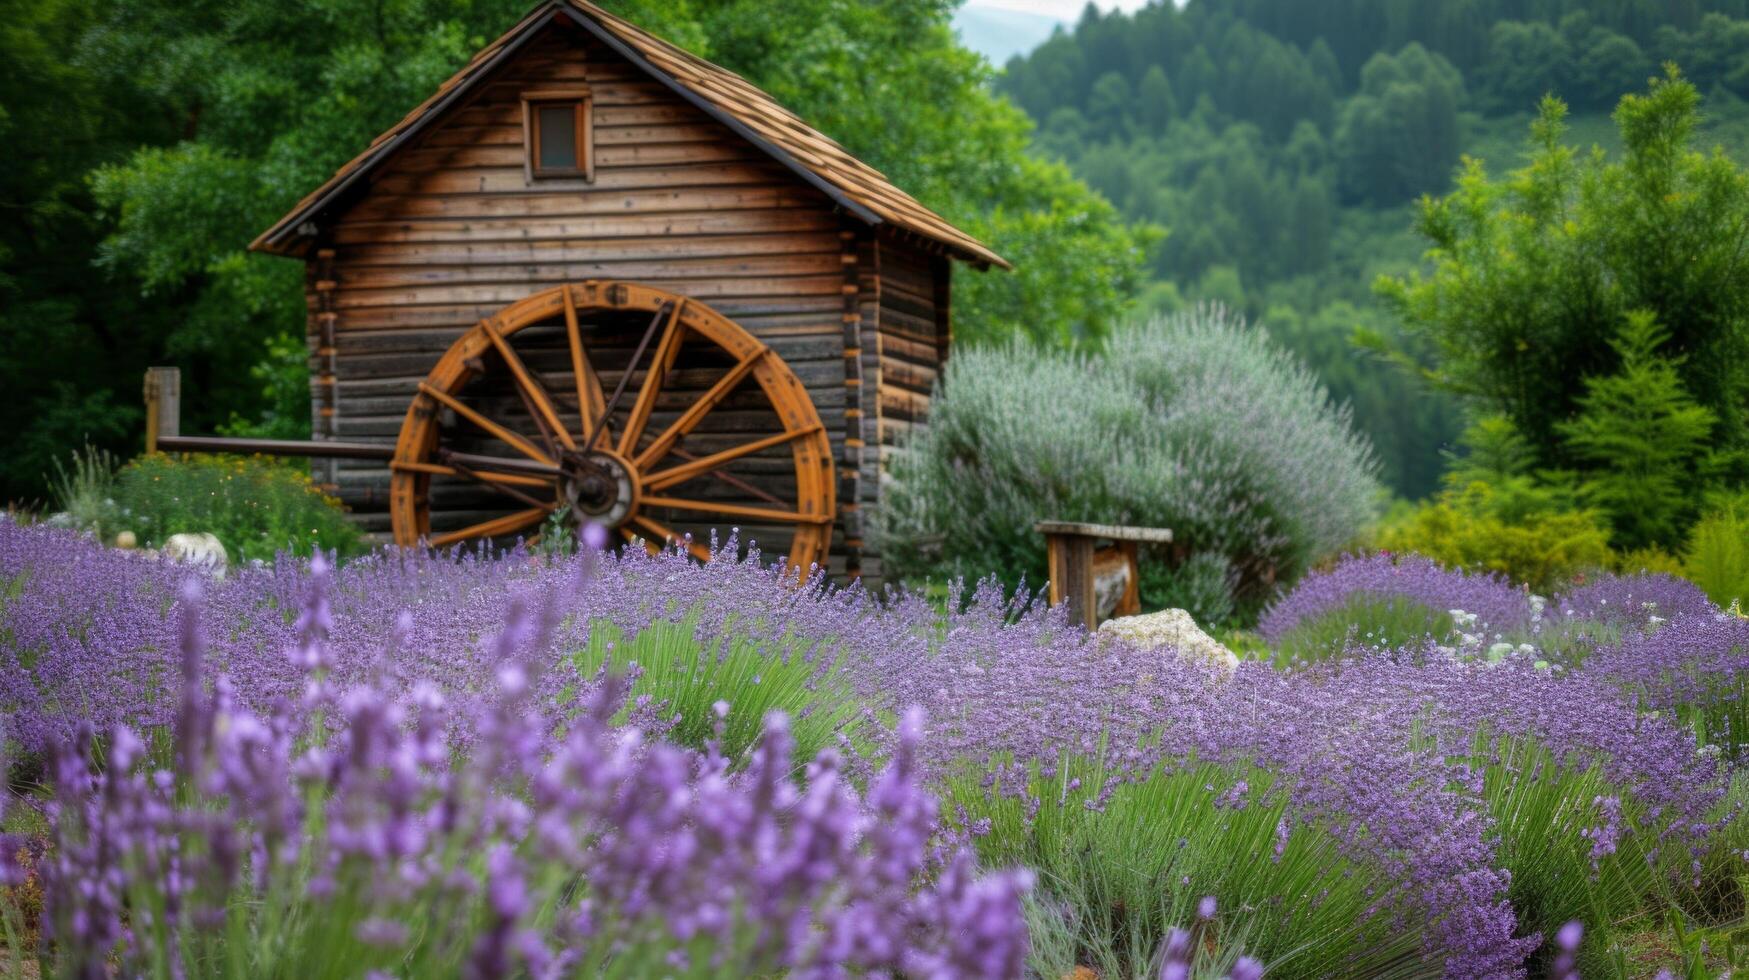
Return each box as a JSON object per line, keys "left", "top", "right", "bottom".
{"left": 1558, "top": 310, "right": 1716, "bottom": 549}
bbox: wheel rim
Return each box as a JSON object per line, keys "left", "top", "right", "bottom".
{"left": 389, "top": 281, "right": 836, "bottom": 573}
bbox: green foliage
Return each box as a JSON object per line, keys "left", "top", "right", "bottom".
{"left": 216, "top": 331, "right": 312, "bottom": 440}
{"left": 55, "top": 452, "right": 365, "bottom": 563}
{"left": 1138, "top": 553, "right": 1237, "bottom": 627}
{"left": 1377, "top": 415, "right": 1614, "bottom": 592}
{"left": 1377, "top": 72, "right": 1749, "bottom": 485}
{"left": 1681, "top": 496, "right": 1749, "bottom": 608}
{"left": 944, "top": 755, "right": 1420, "bottom": 978}
{"left": 876, "top": 307, "right": 1380, "bottom": 621}
{"left": 1335, "top": 44, "right": 1466, "bottom": 205}
{"left": 1558, "top": 311, "right": 1717, "bottom": 550}
{"left": 48, "top": 444, "right": 122, "bottom": 538}
{"left": 1473, "top": 737, "right": 1667, "bottom": 976}
{"left": 1379, "top": 488, "right": 1614, "bottom": 594}
{"left": 0, "top": 0, "right": 176, "bottom": 504}
{"left": 1371, "top": 414, "right": 1616, "bottom": 588}
{"left": 571, "top": 616, "right": 863, "bottom": 766}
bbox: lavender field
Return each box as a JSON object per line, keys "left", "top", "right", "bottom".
{"left": 2, "top": 520, "right": 1747, "bottom": 978}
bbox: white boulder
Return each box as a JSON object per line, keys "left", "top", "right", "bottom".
{"left": 1099, "top": 608, "right": 1240, "bottom": 673}
{"left": 161, "top": 532, "right": 229, "bottom": 578}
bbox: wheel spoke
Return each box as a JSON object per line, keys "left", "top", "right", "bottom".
{"left": 563, "top": 287, "right": 610, "bottom": 444}
{"left": 641, "top": 496, "right": 833, "bottom": 525}
{"left": 428, "top": 506, "right": 551, "bottom": 548}
{"left": 452, "top": 462, "right": 552, "bottom": 510}
{"left": 616, "top": 300, "right": 686, "bottom": 458}
{"left": 587, "top": 301, "right": 672, "bottom": 453}
{"left": 392, "top": 460, "right": 554, "bottom": 489}
{"left": 513, "top": 381, "right": 559, "bottom": 458}
{"left": 441, "top": 450, "right": 560, "bottom": 478}
{"left": 633, "top": 347, "right": 767, "bottom": 470}
{"left": 630, "top": 514, "right": 712, "bottom": 562}
{"left": 419, "top": 383, "right": 555, "bottom": 466}
{"left": 642, "top": 426, "right": 823, "bottom": 492}
{"left": 482, "top": 316, "right": 576, "bottom": 452}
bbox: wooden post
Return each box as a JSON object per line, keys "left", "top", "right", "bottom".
{"left": 143, "top": 366, "right": 181, "bottom": 454}
{"left": 1042, "top": 528, "right": 1099, "bottom": 631}
{"left": 1036, "top": 522, "right": 1174, "bottom": 631}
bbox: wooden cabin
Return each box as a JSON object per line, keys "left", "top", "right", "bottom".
{"left": 251, "top": 0, "right": 1006, "bottom": 586}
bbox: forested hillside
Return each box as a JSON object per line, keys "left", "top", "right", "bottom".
{"left": 1000, "top": 0, "right": 1749, "bottom": 496}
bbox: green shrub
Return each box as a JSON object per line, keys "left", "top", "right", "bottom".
{"left": 878, "top": 306, "right": 1379, "bottom": 623}
{"left": 1377, "top": 414, "right": 1614, "bottom": 592}
{"left": 943, "top": 755, "right": 1418, "bottom": 978}
{"left": 48, "top": 444, "right": 120, "bottom": 535}
{"left": 1138, "top": 552, "right": 1236, "bottom": 626}
{"left": 1682, "top": 497, "right": 1749, "bottom": 609}
{"left": 1559, "top": 311, "right": 1717, "bottom": 552}
{"left": 1377, "top": 484, "right": 1615, "bottom": 593}
{"left": 55, "top": 452, "right": 365, "bottom": 563}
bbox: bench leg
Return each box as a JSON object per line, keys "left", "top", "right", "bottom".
{"left": 1045, "top": 533, "right": 1098, "bottom": 631}
{"left": 1117, "top": 539, "right": 1141, "bottom": 617}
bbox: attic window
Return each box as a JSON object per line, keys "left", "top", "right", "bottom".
{"left": 521, "top": 88, "right": 593, "bottom": 181}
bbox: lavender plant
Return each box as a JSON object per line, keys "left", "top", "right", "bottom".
{"left": 946, "top": 758, "right": 1423, "bottom": 977}
{"left": 876, "top": 305, "right": 1380, "bottom": 620}
{"left": 2, "top": 564, "right": 1031, "bottom": 977}
{"left": 1258, "top": 552, "right": 1533, "bottom": 656}
{"left": 4, "top": 521, "right": 1745, "bottom": 977}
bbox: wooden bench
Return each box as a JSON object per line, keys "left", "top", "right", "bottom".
{"left": 1036, "top": 522, "right": 1174, "bottom": 630}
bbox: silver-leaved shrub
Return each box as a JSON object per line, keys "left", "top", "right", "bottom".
{"left": 877, "top": 305, "right": 1380, "bottom": 620}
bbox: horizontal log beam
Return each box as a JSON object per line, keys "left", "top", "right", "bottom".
{"left": 156, "top": 435, "right": 394, "bottom": 460}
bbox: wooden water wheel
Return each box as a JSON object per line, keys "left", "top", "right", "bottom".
{"left": 388, "top": 281, "right": 835, "bottom": 571}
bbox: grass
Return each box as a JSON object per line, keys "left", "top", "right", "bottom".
{"left": 943, "top": 752, "right": 1424, "bottom": 978}
{"left": 1470, "top": 736, "right": 1666, "bottom": 976}
{"left": 570, "top": 613, "right": 871, "bottom": 767}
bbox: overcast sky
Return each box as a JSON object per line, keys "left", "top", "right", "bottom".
{"left": 968, "top": 0, "right": 1156, "bottom": 19}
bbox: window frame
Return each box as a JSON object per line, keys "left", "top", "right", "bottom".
{"left": 520, "top": 87, "right": 594, "bottom": 182}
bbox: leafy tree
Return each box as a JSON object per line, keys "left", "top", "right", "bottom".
{"left": 1480, "top": 21, "right": 1569, "bottom": 108}
{"left": 1087, "top": 71, "right": 1134, "bottom": 139}
{"left": 1375, "top": 71, "right": 1749, "bottom": 480}
{"left": 1558, "top": 311, "right": 1716, "bottom": 549}
{"left": 1336, "top": 44, "right": 1465, "bottom": 204}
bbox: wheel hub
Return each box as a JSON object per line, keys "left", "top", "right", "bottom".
{"left": 560, "top": 449, "right": 638, "bottom": 527}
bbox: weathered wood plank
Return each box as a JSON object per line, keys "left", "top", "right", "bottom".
{"left": 328, "top": 209, "right": 840, "bottom": 245}
{"left": 369, "top": 161, "right": 792, "bottom": 196}
{"left": 336, "top": 252, "right": 842, "bottom": 290}
{"left": 340, "top": 184, "right": 826, "bottom": 222}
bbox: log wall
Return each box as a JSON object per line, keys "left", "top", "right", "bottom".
{"left": 302, "top": 19, "right": 944, "bottom": 587}
{"left": 873, "top": 239, "right": 949, "bottom": 455}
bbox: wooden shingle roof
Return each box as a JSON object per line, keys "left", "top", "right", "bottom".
{"left": 251, "top": 0, "right": 1009, "bottom": 269}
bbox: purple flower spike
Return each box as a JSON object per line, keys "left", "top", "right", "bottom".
{"left": 1551, "top": 919, "right": 1582, "bottom": 980}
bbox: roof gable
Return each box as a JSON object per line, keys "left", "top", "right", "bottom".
{"left": 251, "top": 1, "right": 1008, "bottom": 269}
